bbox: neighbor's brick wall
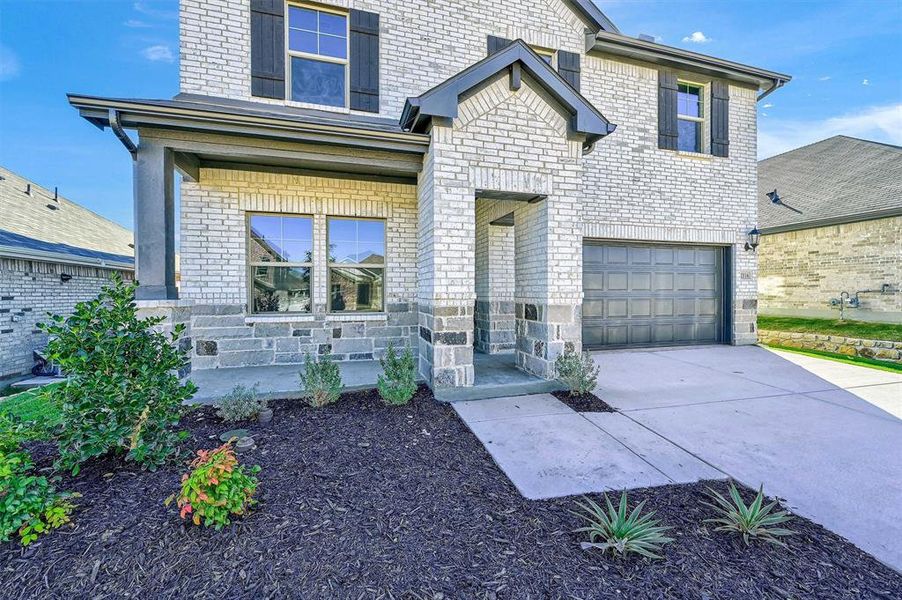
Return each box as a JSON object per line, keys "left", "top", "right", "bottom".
{"left": 759, "top": 216, "right": 902, "bottom": 322}
{"left": 179, "top": 167, "right": 418, "bottom": 369}
{"left": 0, "top": 258, "right": 132, "bottom": 378}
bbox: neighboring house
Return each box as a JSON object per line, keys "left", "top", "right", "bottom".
{"left": 67, "top": 0, "right": 789, "bottom": 389}
{"left": 0, "top": 166, "right": 134, "bottom": 378}
{"left": 758, "top": 136, "right": 902, "bottom": 323}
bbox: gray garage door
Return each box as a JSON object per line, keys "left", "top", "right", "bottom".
{"left": 583, "top": 242, "right": 724, "bottom": 349}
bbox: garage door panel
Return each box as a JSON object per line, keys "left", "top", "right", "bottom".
{"left": 583, "top": 242, "right": 724, "bottom": 349}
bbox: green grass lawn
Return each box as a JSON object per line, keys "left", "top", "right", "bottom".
{"left": 758, "top": 315, "right": 902, "bottom": 342}
{"left": 0, "top": 383, "right": 63, "bottom": 442}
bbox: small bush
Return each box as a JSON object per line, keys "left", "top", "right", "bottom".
{"left": 572, "top": 491, "right": 673, "bottom": 559}
{"left": 166, "top": 440, "right": 260, "bottom": 529}
{"left": 555, "top": 347, "right": 599, "bottom": 396}
{"left": 377, "top": 344, "right": 417, "bottom": 406}
{"left": 1, "top": 447, "right": 78, "bottom": 545}
{"left": 702, "top": 482, "right": 794, "bottom": 547}
{"left": 216, "top": 385, "right": 266, "bottom": 423}
{"left": 299, "top": 353, "right": 342, "bottom": 408}
{"left": 38, "top": 274, "right": 196, "bottom": 474}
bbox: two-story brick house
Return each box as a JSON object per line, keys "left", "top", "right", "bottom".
{"left": 69, "top": 0, "right": 789, "bottom": 389}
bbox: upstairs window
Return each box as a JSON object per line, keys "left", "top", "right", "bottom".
{"left": 677, "top": 81, "right": 705, "bottom": 153}
{"left": 287, "top": 4, "right": 348, "bottom": 107}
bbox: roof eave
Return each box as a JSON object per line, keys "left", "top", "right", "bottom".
{"left": 589, "top": 32, "right": 791, "bottom": 91}
{"left": 67, "top": 94, "right": 432, "bottom": 155}
{"left": 0, "top": 245, "right": 134, "bottom": 271}
{"left": 566, "top": 0, "right": 620, "bottom": 33}
{"left": 759, "top": 206, "right": 902, "bottom": 234}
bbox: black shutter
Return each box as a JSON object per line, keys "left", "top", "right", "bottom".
{"left": 557, "top": 51, "right": 581, "bottom": 91}
{"left": 657, "top": 69, "right": 678, "bottom": 150}
{"left": 487, "top": 35, "right": 513, "bottom": 55}
{"left": 349, "top": 9, "right": 380, "bottom": 112}
{"left": 250, "top": 0, "right": 285, "bottom": 100}
{"left": 710, "top": 80, "right": 730, "bottom": 157}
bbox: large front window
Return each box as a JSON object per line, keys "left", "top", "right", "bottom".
{"left": 288, "top": 4, "right": 348, "bottom": 107}
{"left": 328, "top": 218, "right": 385, "bottom": 312}
{"left": 677, "top": 81, "right": 705, "bottom": 153}
{"left": 248, "top": 214, "right": 313, "bottom": 314}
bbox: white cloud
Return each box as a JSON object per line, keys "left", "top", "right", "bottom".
{"left": 762, "top": 103, "right": 774, "bottom": 109}
{"left": 682, "top": 31, "right": 711, "bottom": 44}
{"left": 124, "top": 19, "right": 152, "bottom": 28}
{"left": 0, "top": 45, "right": 20, "bottom": 81}
{"left": 141, "top": 44, "right": 174, "bottom": 63}
{"left": 759, "top": 103, "right": 902, "bottom": 159}
{"left": 862, "top": 78, "right": 870, "bottom": 86}
{"left": 818, "top": 76, "right": 832, "bottom": 81}
{"left": 133, "top": 1, "right": 177, "bottom": 19}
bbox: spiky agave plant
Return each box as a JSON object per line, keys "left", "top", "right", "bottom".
{"left": 702, "top": 482, "right": 795, "bottom": 547}
{"left": 572, "top": 491, "right": 674, "bottom": 559}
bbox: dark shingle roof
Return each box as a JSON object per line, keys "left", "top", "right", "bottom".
{"left": 0, "top": 229, "right": 134, "bottom": 267}
{"left": 758, "top": 136, "right": 902, "bottom": 232}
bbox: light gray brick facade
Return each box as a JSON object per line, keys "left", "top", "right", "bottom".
{"left": 117, "top": 0, "right": 781, "bottom": 387}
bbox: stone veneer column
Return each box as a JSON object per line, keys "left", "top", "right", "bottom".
{"left": 416, "top": 124, "right": 476, "bottom": 387}
{"left": 513, "top": 186, "right": 583, "bottom": 378}
{"left": 474, "top": 204, "right": 515, "bottom": 354}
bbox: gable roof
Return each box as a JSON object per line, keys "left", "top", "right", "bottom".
{"left": 758, "top": 136, "right": 902, "bottom": 233}
{"left": 400, "top": 40, "right": 616, "bottom": 150}
{"left": 0, "top": 166, "right": 134, "bottom": 268}
{"left": 566, "top": 0, "right": 619, "bottom": 33}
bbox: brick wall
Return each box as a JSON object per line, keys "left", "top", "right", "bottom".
{"left": 759, "top": 216, "right": 902, "bottom": 322}
{"left": 0, "top": 258, "right": 132, "bottom": 378}
{"left": 178, "top": 168, "right": 419, "bottom": 369}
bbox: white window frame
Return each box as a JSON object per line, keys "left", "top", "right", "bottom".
{"left": 533, "top": 46, "right": 556, "bottom": 68}
{"left": 676, "top": 79, "right": 708, "bottom": 154}
{"left": 285, "top": 1, "right": 350, "bottom": 108}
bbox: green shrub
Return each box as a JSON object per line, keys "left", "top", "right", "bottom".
{"left": 165, "top": 440, "right": 260, "bottom": 529}
{"left": 38, "top": 274, "right": 196, "bottom": 474}
{"left": 1, "top": 447, "right": 78, "bottom": 545}
{"left": 702, "top": 482, "right": 794, "bottom": 547}
{"left": 299, "top": 353, "right": 342, "bottom": 408}
{"left": 555, "top": 347, "right": 599, "bottom": 396}
{"left": 377, "top": 344, "right": 417, "bottom": 406}
{"left": 216, "top": 385, "right": 265, "bottom": 423}
{"left": 572, "top": 491, "right": 674, "bottom": 559}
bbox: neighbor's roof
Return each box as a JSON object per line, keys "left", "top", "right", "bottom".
{"left": 757, "top": 136, "right": 902, "bottom": 233}
{"left": 0, "top": 166, "right": 134, "bottom": 269}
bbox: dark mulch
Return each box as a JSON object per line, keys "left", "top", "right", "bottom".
{"left": 3, "top": 386, "right": 900, "bottom": 599}
{"left": 552, "top": 389, "right": 616, "bottom": 412}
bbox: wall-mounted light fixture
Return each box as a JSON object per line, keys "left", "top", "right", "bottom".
{"left": 744, "top": 227, "right": 761, "bottom": 252}
{"left": 60, "top": 273, "right": 72, "bottom": 283}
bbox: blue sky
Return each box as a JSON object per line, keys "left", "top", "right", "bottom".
{"left": 0, "top": 0, "right": 899, "bottom": 229}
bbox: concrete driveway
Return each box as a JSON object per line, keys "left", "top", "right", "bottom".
{"left": 595, "top": 345, "right": 902, "bottom": 571}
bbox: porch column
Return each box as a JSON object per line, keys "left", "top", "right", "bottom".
{"left": 475, "top": 203, "right": 515, "bottom": 354}
{"left": 133, "top": 138, "right": 178, "bottom": 300}
{"left": 513, "top": 195, "right": 583, "bottom": 378}
{"left": 416, "top": 125, "right": 475, "bottom": 388}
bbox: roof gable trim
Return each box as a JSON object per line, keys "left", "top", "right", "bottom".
{"left": 400, "top": 40, "right": 616, "bottom": 149}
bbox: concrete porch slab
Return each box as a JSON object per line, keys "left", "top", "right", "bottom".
{"left": 189, "top": 360, "right": 386, "bottom": 404}
{"left": 434, "top": 352, "right": 565, "bottom": 403}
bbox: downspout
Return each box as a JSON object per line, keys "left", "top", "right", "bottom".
{"left": 757, "top": 78, "right": 786, "bottom": 103}
{"left": 109, "top": 109, "right": 138, "bottom": 159}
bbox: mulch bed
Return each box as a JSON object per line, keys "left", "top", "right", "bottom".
{"left": 3, "top": 386, "right": 900, "bottom": 599}
{"left": 552, "top": 389, "right": 617, "bottom": 412}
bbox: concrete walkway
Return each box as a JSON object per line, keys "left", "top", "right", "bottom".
{"left": 454, "top": 345, "right": 902, "bottom": 571}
